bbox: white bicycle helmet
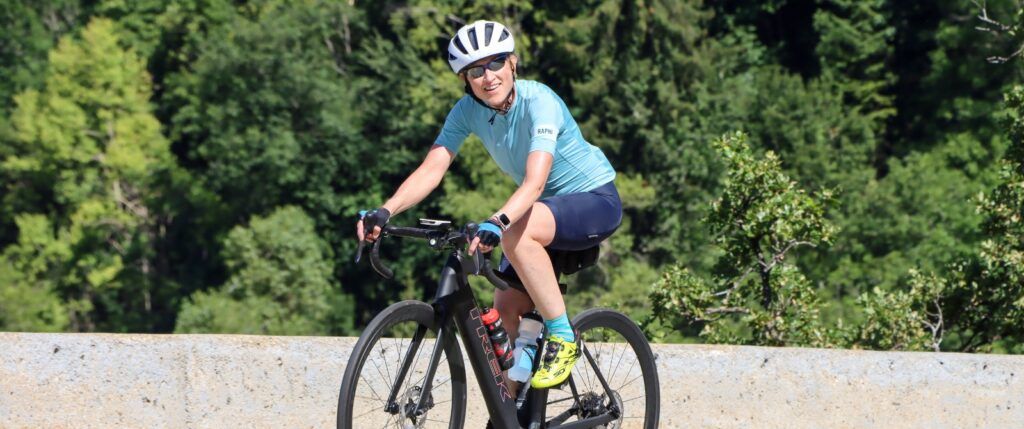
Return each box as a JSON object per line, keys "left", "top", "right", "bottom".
{"left": 447, "top": 20, "right": 515, "bottom": 74}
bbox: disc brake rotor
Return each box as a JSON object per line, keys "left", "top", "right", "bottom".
{"left": 578, "top": 390, "right": 624, "bottom": 429}
{"left": 399, "top": 385, "right": 434, "bottom": 429}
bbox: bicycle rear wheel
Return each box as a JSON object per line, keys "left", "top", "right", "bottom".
{"left": 337, "top": 300, "right": 467, "bottom": 428}
{"left": 544, "top": 308, "right": 660, "bottom": 428}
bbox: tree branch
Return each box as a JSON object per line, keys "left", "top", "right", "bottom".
{"left": 341, "top": 15, "right": 352, "bottom": 55}
{"left": 324, "top": 36, "right": 346, "bottom": 76}
{"left": 987, "top": 44, "right": 1024, "bottom": 64}
{"left": 974, "top": 0, "right": 1015, "bottom": 33}
{"left": 972, "top": 0, "right": 1024, "bottom": 63}
{"left": 757, "top": 240, "right": 818, "bottom": 278}
{"left": 706, "top": 306, "right": 750, "bottom": 315}
{"left": 715, "top": 264, "right": 758, "bottom": 304}
{"left": 923, "top": 297, "right": 945, "bottom": 352}
{"left": 112, "top": 180, "right": 151, "bottom": 221}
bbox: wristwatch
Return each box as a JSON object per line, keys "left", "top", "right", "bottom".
{"left": 492, "top": 212, "right": 512, "bottom": 231}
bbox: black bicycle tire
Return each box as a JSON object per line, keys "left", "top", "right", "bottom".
{"left": 337, "top": 300, "right": 467, "bottom": 429}
{"left": 568, "top": 308, "right": 660, "bottom": 428}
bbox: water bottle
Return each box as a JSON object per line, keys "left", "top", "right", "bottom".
{"left": 481, "top": 307, "right": 514, "bottom": 370}
{"left": 508, "top": 311, "right": 544, "bottom": 382}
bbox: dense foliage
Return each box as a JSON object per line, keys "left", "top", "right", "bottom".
{"left": 0, "top": 0, "right": 1021, "bottom": 353}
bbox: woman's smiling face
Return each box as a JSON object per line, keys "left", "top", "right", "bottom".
{"left": 463, "top": 54, "right": 517, "bottom": 108}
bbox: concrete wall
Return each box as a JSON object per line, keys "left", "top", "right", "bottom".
{"left": 1, "top": 332, "right": 1022, "bottom": 428}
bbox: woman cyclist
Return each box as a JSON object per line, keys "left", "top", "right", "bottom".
{"left": 356, "top": 20, "right": 621, "bottom": 390}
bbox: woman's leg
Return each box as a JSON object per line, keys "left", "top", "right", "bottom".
{"left": 492, "top": 286, "right": 533, "bottom": 392}
{"left": 493, "top": 286, "right": 533, "bottom": 343}
{"left": 500, "top": 202, "right": 565, "bottom": 320}
{"left": 500, "top": 182, "right": 622, "bottom": 388}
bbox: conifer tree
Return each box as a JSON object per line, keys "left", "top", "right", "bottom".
{"left": 1, "top": 18, "right": 179, "bottom": 331}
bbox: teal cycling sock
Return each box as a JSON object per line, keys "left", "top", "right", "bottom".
{"left": 544, "top": 313, "right": 575, "bottom": 342}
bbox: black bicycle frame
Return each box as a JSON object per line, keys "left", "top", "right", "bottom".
{"left": 437, "top": 251, "right": 521, "bottom": 428}
{"left": 368, "top": 224, "right": 621, "bottom": 429}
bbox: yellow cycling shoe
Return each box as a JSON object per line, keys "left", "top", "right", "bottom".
{"left": 530, "top": 335, "right": 581, "bottom": 389}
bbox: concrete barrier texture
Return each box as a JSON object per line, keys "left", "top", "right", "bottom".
{"left": 1, "top": 332, "right": 1022, "bottom": 428}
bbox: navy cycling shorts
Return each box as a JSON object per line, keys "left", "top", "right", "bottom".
{"left": 498, "top": 180, "right": 622, "bottom": 278}
{"left": 540, "top": 180, "right": 623, "bottom": 251}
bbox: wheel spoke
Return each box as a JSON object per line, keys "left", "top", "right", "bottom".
{"left": 617, "top": 372, "right": 645, "bottom": 392}
{"left": 380, "top": 342, "right": 395, "bottom": 391}
{"left": 579, "top": 341, "right": 597, "bottom": 393}
{"left": 340, "top": 305, "right": 465, "bottom": 429}
{"left": 608, "top": 343, "right": 627, "bottom": 386}
{"left": 622, "top": 394, "right": 644, "bottom": 403}
{"left": 542, "top": 312, "right": 659, "bottom": 429}
{"left": 355, "top": 394, "right": 386, "bottom": 404}
{"left": 430, "top": 376, "right": 451, "bottom": 392}
{"left": 615, "top": 355, "right": 639, "bottom": 389}
{"left": 348, "top": 308, "right": 656, "bottom": 429}
{"left": 369, "top": 354, "right": 390, "bottom": 390}
{"left": 412, "top": 354, "right": 448, "bottom": 388}
{"left": 546, "top": 395, "right": 578, "bottom": 405}
{"left": 358, "top": 373, "right": 386, "bottom": 404}
{"left": 353, "top": 404, "right": 384, "bottom": 422}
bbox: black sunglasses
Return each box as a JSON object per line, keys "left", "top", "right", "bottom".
{"left": 463, "top": 55, "right": 509, "bottom": 79}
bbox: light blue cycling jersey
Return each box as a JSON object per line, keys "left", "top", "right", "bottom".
{"left": 434, "top": 80, "right": 616, "bottom": 198}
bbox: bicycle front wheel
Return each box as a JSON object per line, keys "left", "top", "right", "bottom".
{"left": 337, "top": 300, "right": 467, "bottom": 429}
{"left": 544, "top": 308, "right": 660, "bottom": 429}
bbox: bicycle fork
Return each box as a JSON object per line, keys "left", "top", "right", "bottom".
{"left": 383, "top": 321, "right": 449, "bottom": 423}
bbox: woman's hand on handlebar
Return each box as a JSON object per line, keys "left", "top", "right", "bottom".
{"left": 468, "top": 219, "right": 502, "bottom": 254}
{"left": 468, "top": 236, "right": 494, "bottom": 254}
{"left": 356, "top": 208, "right": 391, "bottom": 242}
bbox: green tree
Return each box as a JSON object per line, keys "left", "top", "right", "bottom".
{"left": 649, "top": 132, "right": 837, "bottom": 346}
{"left": 176, "top": 206, "right": 351, "bottom": 335}
{"left": 978, "top": 86, "right": 1024, "bottom": 301}
{"left": 814, "top": 0, "right": 895, "bottom": 141}
{"left": 818, "top": 137, "right": 998, "bottom": 297}
{"left": 0, "top": 214, "right": 70, "bottom": 332}
{"left": 0, "top": 1, "right": 91, "bottom": 245}
{"left": 168, "top": 2, "right": 366, "bottom": 218}
{"left": 887, "top": 0, "right": 1020, "bottom": 157}
{"left": 1, "top": 18, "right": 181, "bottom": 331}
{"left": 0, "top": 1, "right": 88, "bottom": 113}
{"left": 842, "top": 276, "right": 942, "bottom": 351}
{"left": 913, "top": 86, "right": 1024, "bottom": 353}
{"left": 91, "top": 0, "right": 239, "bottom": 125}
{"left": 163, "top": 1, "right": 441, "bottom": 323}
{"left": 649, "top": 131, "right": 943, "bottom": 350}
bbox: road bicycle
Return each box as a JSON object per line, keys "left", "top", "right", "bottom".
{"left": 337, "top": 219, "right": 659, "bottom": 428}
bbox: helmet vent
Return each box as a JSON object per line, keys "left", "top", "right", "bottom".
{"left": 484, "top": 22, "right": 494, "bottom": 46}
{"left": 498, "top": 29, "right": 510, "bottom": 42}
{"left": 467, "top": 28, "right": 479, "bottom": 50}
{"left": 453, "top": 36, "right": 468, "bottom": 55}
